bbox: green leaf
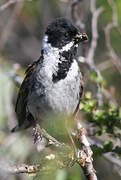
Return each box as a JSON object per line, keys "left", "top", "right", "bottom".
{"left": 103, "top": 141, "right": 113, "bottom": 152}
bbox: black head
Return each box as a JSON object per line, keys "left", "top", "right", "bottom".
{"left": 45, "top": 18, "right": 88, "bottom": 49}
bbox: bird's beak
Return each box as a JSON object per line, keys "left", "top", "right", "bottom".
{"left": 74, "top": 32, "right": 88, "bottom": 44}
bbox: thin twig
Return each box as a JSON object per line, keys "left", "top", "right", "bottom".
{"left": 0, "top": 0, "right": 18, "bottom": 12}
{"left": 96, "top": 60, "right": 113, "bottom": 71}
{"left": 104, "top": 0, "right": 121, "bottom": 74}
{"left": 71, "top": 0, "right": 85, "bottom": 31}
{"left": 87, "top": 0, "right": 104, "bottom": 66}
{"left": 0, "top": 0, "right": 24, "bottom": 51}
{"left": 86, "top": 0, "right": 104, "bottom": 107}
{"left": 86, "top": 0, "right": 104, "bottom": 66}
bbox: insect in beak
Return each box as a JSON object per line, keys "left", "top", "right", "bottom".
{"left": 74, "top": 32, "right": 88, "bottom": 44}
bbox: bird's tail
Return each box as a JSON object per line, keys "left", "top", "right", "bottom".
{"left": 11, "top": 119, "right": 34, "bottom": 132}
{"left": 11, "top": 125, "right": 24, "bottom": 132}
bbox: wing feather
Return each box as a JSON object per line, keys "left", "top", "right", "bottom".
{"left": 15, "top": 59, "right": 40, "bottom": 126}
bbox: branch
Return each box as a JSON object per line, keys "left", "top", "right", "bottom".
{"left": 5, "top": 159, "right": 69, "bottom": 175}
{"left": 87, "top": 0, "right": 104, "bottom": 66}
{"left": 86, "top": 0, "right": 104, "bottom": 108}
{"left": 0, "top": 0, "right": 18, "bottom": 12}
{"left": 8, "top": 164, "right": 40, "bottom": 175}
{"left": 104, "top": 0, "right": 121, "bottom": 74}
{"left": 5, "top": 123, "right": 98, "bottom": 180}
{"left": 0, "top": 0, "right": 24, "bottom": 51}
{"left": 71, "top": 0, "right": 85, "bottom": 31}
{"left": 76, "top": 123, "right": 97, "bottom": 180}
{"left": 96, "top": 60, "right": 113, "bottom": 71}
{"left": 4, "top": 134, "right": 121, "bottom": 178}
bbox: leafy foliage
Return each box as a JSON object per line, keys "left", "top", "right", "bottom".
{"left": 79, "top": 73, "right": 121, "bottom": 158}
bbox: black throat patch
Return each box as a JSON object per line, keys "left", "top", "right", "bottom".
{"left": 52, "top": 46, "right": 77, "bottom": 83}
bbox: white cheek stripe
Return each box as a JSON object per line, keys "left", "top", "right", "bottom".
{"left": 61, "top": 41, "right": 74, "bottom": 52}
{"left": 42, "top": 35, "right": 76, "bottom": 53}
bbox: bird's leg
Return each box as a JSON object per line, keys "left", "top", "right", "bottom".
{"left": 65, "top": 117, "right": 78, "bottom": 156}
{"left": 66, "top": 127, "right": 77, "bottom": 154}
{"left": 32, "top": 124, "right": 44, "bottom": 144}
{"left": 32, "top": 124, "right": 64, "bottom": 146}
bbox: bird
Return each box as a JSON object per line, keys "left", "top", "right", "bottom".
{"left": 11, "top": 18, "right": 88, "bottom": 139}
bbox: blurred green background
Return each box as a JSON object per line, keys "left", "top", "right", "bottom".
{"left": 0, "top": 0, "right": 121, "bottom": 180}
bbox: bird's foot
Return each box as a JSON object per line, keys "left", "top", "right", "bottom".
{"left": 32, "top": 124, "right": 42, "bottom": 144}
{"left": 32, "top": 124, "right": 64, "bottom": 146}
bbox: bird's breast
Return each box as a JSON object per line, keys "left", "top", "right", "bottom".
{"left": 27, "top": 59, "right": 81, "bottom": 119}
{"left": 45, "top": 59, "right": 81, "bottom": 114}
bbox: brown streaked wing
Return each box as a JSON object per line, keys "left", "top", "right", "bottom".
{"left": 15, "top": 60, "right": 39, "bottom": 126}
